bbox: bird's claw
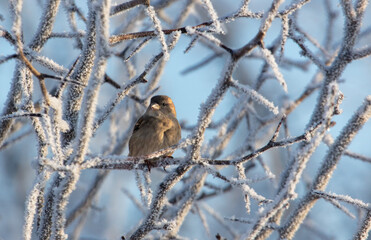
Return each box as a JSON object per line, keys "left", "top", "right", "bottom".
{"left": 162, "top": 155, "right": 173, "bottom": 171}
{"left": 144, "top": 159, "right": 154, "bottom": 172}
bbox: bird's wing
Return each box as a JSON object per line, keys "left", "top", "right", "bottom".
{"left": 133, "top": 113, "right": 175, "bottom": 134}
{"left": 132, "top": 116, "right": 145, "bottom": 133}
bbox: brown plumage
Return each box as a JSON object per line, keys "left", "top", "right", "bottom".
{"left": 129, "top": 95, "right": 181, "bottom": 158}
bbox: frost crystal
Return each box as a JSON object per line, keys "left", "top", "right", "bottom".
{"left": 146, "top": 6, "right": 169, "bottom": 61}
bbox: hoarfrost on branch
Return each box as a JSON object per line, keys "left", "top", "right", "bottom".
{"left": 0, "top": 0, "right": 370, "bottom": 239}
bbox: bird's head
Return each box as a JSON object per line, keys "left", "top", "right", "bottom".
{"left": 148, "top": 95, "right": 177, "bottom": 117}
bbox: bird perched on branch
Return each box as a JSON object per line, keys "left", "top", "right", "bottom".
{"left": 128, "top": 95, "right": 181, "bottom": 167}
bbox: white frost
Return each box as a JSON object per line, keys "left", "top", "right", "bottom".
{"left": 146, "top": 6, "right": 169, "bottom": 61}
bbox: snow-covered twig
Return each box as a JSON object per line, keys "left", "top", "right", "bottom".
{"left": 145, "top": 6, "right": 169, "bottom": 61}
{"left": 280, "top": 96, "right": 371, "bottom": 239}
{"left": 313, "top": 190, "right": 370, "bottom": 211}
{"left": 0, "top": 111, "right": 42, "bottom": 121}
{"left": 231, "top": 79, "right": 279, "bottom": 115}
{"left": 92, "top": 76, "right": 147, "bottom": 133}
{"left": 316, "top": 193, "right": 356, "bottom": 219}
{"left": 0, "top": 0, "right": 367, "bottom": 239}
{"left": 62, "top": 2, "right": 98, "bottom": 146}
{"left": 202, "top": 0, "right": 223, "bottom": 34}
{"left": 353, "top": 210, "right": 371, "bottom": 240}
{"left": 110, "top": 0, "right": 149, "bottom": 16}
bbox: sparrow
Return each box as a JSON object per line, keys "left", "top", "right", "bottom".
{"left": 128, "top": 95, "right": 181, "bottom": 166}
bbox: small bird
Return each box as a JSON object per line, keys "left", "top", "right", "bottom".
{"left": 128, "top": 95, "right": 181, "bottom": 166}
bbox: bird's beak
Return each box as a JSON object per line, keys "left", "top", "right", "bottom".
{"left": 151, "top": 103, "right": 160, "bottom": 110}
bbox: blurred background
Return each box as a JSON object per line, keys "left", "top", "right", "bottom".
{"left": 0, "top": 0, "right": 370, "bottom": 239}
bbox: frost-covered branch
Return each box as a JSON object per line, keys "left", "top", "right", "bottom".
{"left": 110, "top": 0, "right": 149, "bottom": 16}
{"left": 86, "top": 119, "right": 315, "bottom": 170}
{"left": 0, "top": 0, "right": 369, "bottom": 239}
{"left": 62, "top": 2, "right": 98, "bottom": 146}
{"left": 353, "top": 210, "right": 371, "bottom": 240}
{"left": 312, "top": 190, "right": 370, "bottom": 210}
{"left": 280, "top": 96, "right": 371, "bottom": 239}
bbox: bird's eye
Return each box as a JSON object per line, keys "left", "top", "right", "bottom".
{"left": 162, "top": 103, "right": 167, "bottom": 106}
